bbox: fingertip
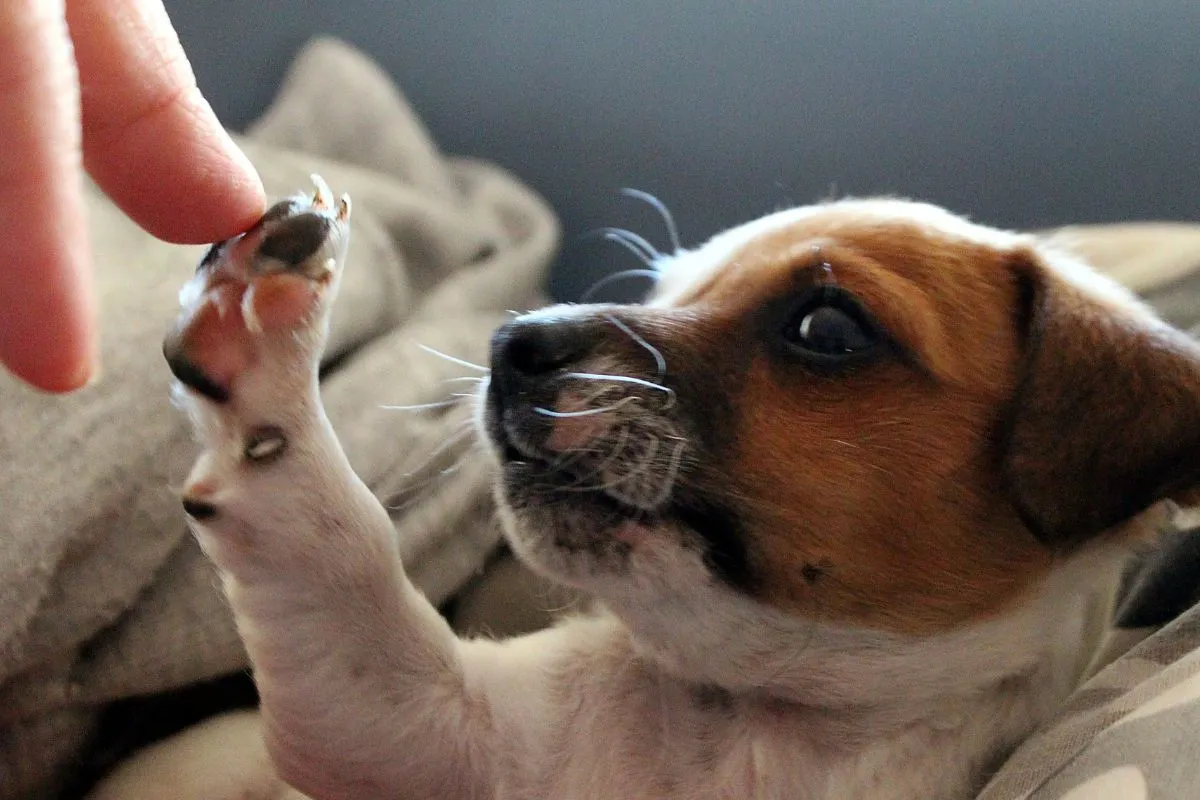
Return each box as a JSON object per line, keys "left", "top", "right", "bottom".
{"left": 0, "top": 301, "right": 99, "bottom": 394}
{"left": 0, "top": 0, "right": 101, "bottom": 394}
{"left": 0, "top": 245, "right": 99, "bottom": 394}
{"left": 86, "top": 97, "right": 268, "bottom": 245}
{"left": 160, "top": 94, "right": 268, "bottom": 241}
{"left": 26, "top": 352, "right": 99, "bottom": 394}
{"left": 208, "top": 133, "right": 268, "bottom": 240}
{"left": 70, "top": 0, "right": 267, "bottom": 245}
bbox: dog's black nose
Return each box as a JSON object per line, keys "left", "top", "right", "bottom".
{"left": 491, "top": 317, "right": 591, "bottom": 378}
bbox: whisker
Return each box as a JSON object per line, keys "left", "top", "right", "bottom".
{"left": 558, "top": 436, "right": 662, "bottom": 495}
{"left": 597, "top": 226, "right": 662, "bottom": 261}
{"left": 587, "top": 426, "right": 632, "bottom": 477}
{"left": 402, "top": 423, "right": 477, "bottom": 476}
{"left": 609, "top": 437, "right": 663, "bottom": 487}
{"left": 417, "top": 343, "right": 489, "bottom": 373}
{"left": 580, "top": 268, "right": 661, "bottom": 304}
{"left": 554, "top": 425, "right": 633, "bottom": 487}
{"left": 564, "top": 372, "right": 676, "bottom": 409}
{"left": 534, "top": 396, "right": 638, "bottom": 418}
{"left": 564, "top": 426, "right": 632, "bottom": 486}
{"left": 387, "top": 427, "right": 481, "bottom": 510}
{"left": 387, "top": 455, "right": 479, "bottom": 512}
{"left": 544, "top": 384, "right": 627, "bottom": 471}
{"left": 602, "top": 233, "right": 655, "bottom": 266}
{"left": 582, "top": 227, "right": 660, "bottom": 267}
{"left": 545, "top": 442, "right": 607, "bottom": 474}
{"left": 444, "top": 376, "right": 485, "bottom": 385}
{"left": 558, "top": 381, "right": 626, "bottom": 413}
{"left": 540, "top": 590, "right": 589, "bottom": 617}
{"left": 381, "top": 399, "right": 461, "bottom": 412}
{"left": 620, "top": 188, "right": 682, "bottom": 253}
{"left": 646, "top": 438, "right": 687, "bottom": 507}
{"left": 604, "top": 312, "right": 666, "bottom": 379}
{"left": 697, "top": 481, "right": 857, "bottom": 522}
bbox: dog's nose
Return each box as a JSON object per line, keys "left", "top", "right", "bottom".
{"left": 490, "top": 317, "right": 591, "bottom": 378}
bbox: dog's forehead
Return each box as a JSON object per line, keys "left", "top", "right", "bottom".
{"left": 650, "top": 199, "right": 1144, "bottom": 320}
{"left": 650, "top": 199, "right": 1026, "bottom": 309}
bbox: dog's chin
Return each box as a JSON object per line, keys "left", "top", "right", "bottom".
{"left": 490, "top": 448, "right": 669, "bottom": 588}
{"left": 476, "top": 388, "right": 737, "bottom": 595}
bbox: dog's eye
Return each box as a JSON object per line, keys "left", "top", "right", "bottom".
{"left": 783, "top": 295, "right": 878, "bottom": 359}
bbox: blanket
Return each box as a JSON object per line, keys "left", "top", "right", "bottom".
{"left": 6, "top": 35, "right": 1200, "bottom": 800}
{"left": 0, "top": 38, "right": 556, "bottom": 799}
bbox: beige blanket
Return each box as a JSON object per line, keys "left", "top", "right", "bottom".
{"left": 5, "top": 36, "right": 1200, "bottom": 800}
{"left": 0, "top": 38, "right": 556, "bottom": 798}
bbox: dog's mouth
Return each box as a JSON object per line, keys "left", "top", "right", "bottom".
{"left": 495, "top": 427, "right": 655, "bottom": 518}
{"left": 477, "top": 313, "right": 754, "bottom": 583}
{"left": 493, "top": 419, "right": 754, "bottom": 588}
{"left": 482, "top": 362, "right": 685, "bottom": 508}
{"left": 481, "top": 368, "right": 755, "bottom": 587}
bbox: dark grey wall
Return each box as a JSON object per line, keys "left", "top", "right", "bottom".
{"left": 165, "top": 1, "right": 1200, "bottom": 302}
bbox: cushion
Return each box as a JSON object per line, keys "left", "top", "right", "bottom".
{"left": 979, "top": 517, "right": 1200, "bottom": 799}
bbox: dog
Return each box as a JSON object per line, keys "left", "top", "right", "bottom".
{"left": 154, "top": 179, "right": 1200, "bottom": 799}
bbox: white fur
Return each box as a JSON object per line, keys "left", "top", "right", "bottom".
{"left": 124, "top": 197, "right": 1149, "bottom": 800}
{"left": 652, "top": 197, "right": 1149, "bottom": 318}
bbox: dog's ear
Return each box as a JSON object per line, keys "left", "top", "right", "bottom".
{"left": 1002, "top": 248, "right": 1200, "bottom": 548}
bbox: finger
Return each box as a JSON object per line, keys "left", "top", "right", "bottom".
{"left": 66, "top": 0, "right": 265, "bottom": 244}
{"left": 0, "top": 0, "right": 97, "bottom": 392}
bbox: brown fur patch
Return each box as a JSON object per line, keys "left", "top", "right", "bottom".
{"left": 1003, "top": 252, "right": 1200, "bottom": 545}
{"left": 656, "top": 209, "right": 1200, "bottom": 634}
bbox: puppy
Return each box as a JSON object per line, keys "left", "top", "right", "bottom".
{"left": 161, "top": 181, "right": 1200, "bottom": 800}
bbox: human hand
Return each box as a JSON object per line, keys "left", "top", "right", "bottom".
{"left": 1, "top": 0, "right": 266, "bottom": 393}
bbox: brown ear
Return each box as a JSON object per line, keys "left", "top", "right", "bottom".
{"left": 1002, "top": 249, "right": 1200, "bottom": 548}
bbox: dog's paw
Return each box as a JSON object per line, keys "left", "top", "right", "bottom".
{"left": 163, "top": 175, "right": 351, "bottom": 405}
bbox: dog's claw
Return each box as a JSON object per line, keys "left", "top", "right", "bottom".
{"left": 311, "top": 173, "right": 332, "bottom": 208}
{"left": 163, "top": 179, "right": 352, "bottom": 403}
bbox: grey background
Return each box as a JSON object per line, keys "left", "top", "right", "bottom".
{"left": 164, "top": 0, "right": 1200, "bottom": 302}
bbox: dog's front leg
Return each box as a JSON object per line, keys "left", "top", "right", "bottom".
{"left": 163, "top": 181, "right": 494, "bottom": 800}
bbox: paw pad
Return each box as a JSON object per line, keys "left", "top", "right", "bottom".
{"left": 163, "top": 175, "right": 352, "bottom": 404}
{"left": 244, "top": 426, "right": 288, "bottom": 464}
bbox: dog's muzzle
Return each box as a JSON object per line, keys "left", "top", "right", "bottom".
{"left": 490, "top": 315, "right": 595, "bottom": 395}
{"left": 487, "top": 314, "right": 599, "bottom": 455}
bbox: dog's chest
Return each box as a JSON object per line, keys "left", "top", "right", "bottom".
{"left": 525, "top": 697, "right": 823, "bottom": 799}
{"left": 521, "top": 674, "right": 988, "bottom": 800}
{"left": 678, "top": 710, "right": 985, "bottom": 800}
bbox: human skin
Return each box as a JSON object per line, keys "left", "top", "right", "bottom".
{"left": 0, "top": 0, "right": 265, "bottom": 393}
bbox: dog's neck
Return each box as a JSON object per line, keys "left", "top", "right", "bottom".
{"left": 598, "top": 530, "right": 1134, "bottom": 741}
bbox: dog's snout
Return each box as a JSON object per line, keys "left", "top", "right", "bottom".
{"left": 491, "top": 318, "right": 591, "bottom": 378}
{"left": 487, "top": 315, "right": 605, "bottom": 457}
